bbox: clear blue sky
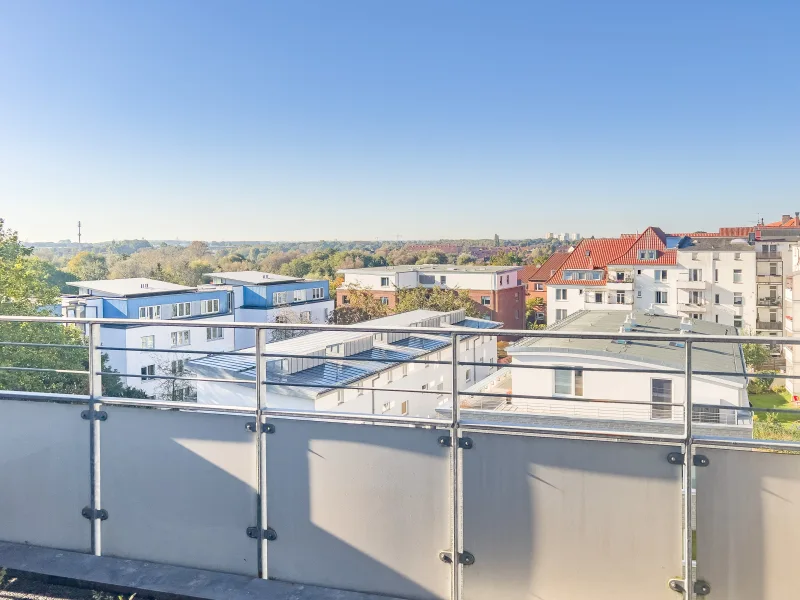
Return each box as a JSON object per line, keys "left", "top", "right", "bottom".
{"left": 1, "top": 1, "right": 799, "bottom": 242}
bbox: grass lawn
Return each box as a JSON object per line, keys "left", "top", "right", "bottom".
{"left": 749, "top": 389, "right": 800, "bottom": 424}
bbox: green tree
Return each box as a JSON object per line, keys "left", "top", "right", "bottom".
{"left": 395, "top": 286, "right": 482, "bottom": 318}
{"left": 743, "top": 343, "right": 770, "bottom": 371}
{"left": 66, "top": 251, "right": 109, "bottom": 281}
{"left": 489, "top": 251, "right": 523, "bottom": 266}
{"left": 330, "top": 285, "right": 391, "bottom": 324}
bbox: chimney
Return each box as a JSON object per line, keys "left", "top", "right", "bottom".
{"left": 795, "top": 211, "right": 799, "bottom": 226}
{"left": 782, "top": 214, "right": 791, "bottom": 224}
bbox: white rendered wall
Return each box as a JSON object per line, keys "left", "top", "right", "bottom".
{"left": 547, "top": 285, "right": 586, "bottom": 323}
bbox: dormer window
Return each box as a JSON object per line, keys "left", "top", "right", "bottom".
{"left": 638, "top": 250, "right": 658, "bottom": 260}
{"left": 585, "top": 250, "right": 591, "bottom": 257}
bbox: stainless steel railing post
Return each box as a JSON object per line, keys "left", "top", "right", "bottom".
{"left": 88, "top": 322, "right": 103, "bottom": 556}
{"left": 683, "top": 341, "right": 693, "bottom": 599}
{"left": 255, "top": 327, "right": 269, "bottom": 579}
{"left": 450, "top": 333, "right": 461, "bottom": 600}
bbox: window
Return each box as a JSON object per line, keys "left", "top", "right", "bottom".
{"left": 654, "top": 270, "right": 667, "bottom": 282}
{"left": 715, "top": 315, "right": 719, "bottom": 323}
{"left": 380, "top": 296, "right": 389, "bottom": 305}
{"left": 733, "top": 316, "right": 742, "bottom": 329}
{"left": 273, "top": 291, "right": 288, "bottom": 305}
{"left": 638, "top": 250, "right": 657, "bottom": 260}
{"left": 337, "top": 390, "right": 345, "bottom": 405}
{"left": 200, "top": 299, "right": 219, "bottom": 314}
{"left": 300, "top": 310, "right": 311, "bottom": 321}
{"left": 312, "top": 287, "right": 325, "bottom": 299}
{"left": 554, "top": 368, "right": 582, "bottom": 395}
{"left": 141, "top": 335, "right": 155, "bottom": 349}
{"left": 616, "top": 291, "right": 625, "bottom": 304}
{"left": 651, "top": 379, "right": 673, "bottom": 420}
{"left": 172, "top": 302, "right": 191, "bottom": 318}
{"left": 206, "top": 327, "right": 223, "bottom": 341}
{"left": 692, "top": 406, "right": 721, "bottom": 424}
{"left": 733, "top": 292, "right": 743, "bottom": 305}
{"left": 770, "top": 263, "right": 779, "bottom": 276}
{"left": 535, "top": 283, "right": 544, "bottom": 291}
{"left": 637, "top": 290, "right": 642, "bottom": 298}
{"left": 714, "top": 294, "right": 720, "bottom": 305}
{"left": 506, "top": 275, "right": 510, "bottom": 284}
{"left": 293, "top": 289, "right": 306, "bottom": 302}
{"left": 691, "top": 253, "right": 698, "bottom": 260}
{"left": 380, "top": 277, "right": 390, "bottom": 287}
{"left": 689, "top": 269, "right": 702, "bottom": 282}
{"left": 691, "top": 313, "right": 703, "bottom": 321}
{"left": 655, "top": 291, "right": 668, "bottom": 304}
{"left": 714, "top": 269, "right": 719, "bottom": 283}
{"left": 382, "top": 401, "right": 395, "bottom": 413}
{"left": 555, "top": 288, "right": 567, "bottom": 301}
{"left": 139, "top": 305, "right": 161, "bottom": 320}
{"left": 465, "top": 368, "right": 471, "bottom": 382}
{"left": 734, "top": 252, "right": 741, "bottom": 260}
{"left": 591, "top": 292, "right": 602, "bottom": 303}
{"left": 555, "top": 309, "right": 567, "bottom": 321}
{"left": 733, "top": 269, "right": 742, "bottom": 284}
{"left": 171, "top": 330, "right": 190, "bottom": 347}
{"left": 402, "top": 364, "right": 408, "bottom": 378}
{"left": 341, "top": 295, "right": 349, "bottom": 304}
{"left": 440, "top": 275, "right": 446, "bottom": 285}
{"left": 401, "top": 401, "right": 409, "bottom": 415}
{"left": 481, "top": 296, "right": 491, "bottom": 305}
{"left": 140, "top": 364, "right": 155, "bottom": 381}
{"left": 171, "top": 359, "right": 188, "bottom": 375}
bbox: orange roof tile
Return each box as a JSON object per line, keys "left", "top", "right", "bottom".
{"left": 764, "top": 217, "right": 800, "bottom": 228}
{"left": 609, "top": 227, "right": 677, "bottom": 266}
{"left": 517, "top": 264, "right": 540, "bottom": 282}
{"left": 547, "top": 238, "right": 635, "bottom": 285}
{"left": 531, "top": 251, "right": 571, "bottom": 282}
{"left": 718, "top": 227, "right": 754, "bottom": 237}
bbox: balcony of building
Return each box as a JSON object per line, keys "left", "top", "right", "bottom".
{"left": 678, "top": 301, "right": 708, "bottom": 313}
{"left": 756, "top": 250, "right": 783, "bottom": 260}
{"left": 756, "top": 320, "right": 783, "bottom": 331}
{"left": 757, "top": 296, "right": 783, "bottom": 307}
{"left": 606, "top": 271, "right": 634, "bottom": 290}
{"left": 675, "top": 279, "right": 709, "bottom": 290}
{"left": 1, "top": 314, "right": 799, "bottom": 600}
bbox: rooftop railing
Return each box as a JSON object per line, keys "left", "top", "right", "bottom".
{"left": 1, "top": 314, "right": 800, "bottom": 600}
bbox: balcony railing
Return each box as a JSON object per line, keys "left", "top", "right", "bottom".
{"left": 757, "top": 297, "right": 782, "bottom": 307}
{"left": 2, "top": 315, "right": 800, "bottom": 600}
{"left": 757, "top": 251, "right": 782, "bottom": 259}
{"left": 756, "top": 320, "right": 783, "bottom": 330}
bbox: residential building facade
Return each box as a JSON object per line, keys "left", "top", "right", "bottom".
{"left": 190, "top": 309, "right": 501, "bottom": 418}
{"left": 495, "top": 310, "right": 749, "bottom": 426}
{"left": 337, "top": 264, "right": 525, "bottom": 330}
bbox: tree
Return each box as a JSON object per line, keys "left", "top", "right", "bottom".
{"left": 270, "top": 308, "right": 314, "bottom": 342}
{"left": 66, "top": 251, "right": 109, "bottom": 281}
{"left": 489, "top": 251, "right": 523, "bottom": 266}
{"left": 395, "top": 286, "right": 482, "bottom": 318}
{"left": 743, "top": 343, "right": 770, "bottom": 371}
{"left": 330, "top": 285, "right": 391, "bottom": 324}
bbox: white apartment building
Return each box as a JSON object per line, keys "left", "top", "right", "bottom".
{"left": 189, "top": 309, "right": 501, "bottom": 418}
{"left": 546, "top": 227, "right": 793, "bottom": 345}
{"left": 474, "top": 310, "right": 750, "bottom": 427}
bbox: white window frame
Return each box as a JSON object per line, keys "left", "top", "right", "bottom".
{"left": 554, "top": 368, "right": 583, "bottom": 396}
{"left": 206, "top": 326, "right": 224, "bottom": 341}
{"left": 733, "top": 269, "right": 743, "bottom": 284}
{"left": 293, "top": 289, "right": 306, "bottom": 302}
{"left": 654, "top": 270, "right": 667, "bottom": 282}
{"left": 139, "top": 305, "right": 161, "bottom": 320}
{"left": 555, "top": 288, "right": 567, "bottom": 301}
{"left": 555, "top": 309, "right": 567, "bottom": 321}
{"left": 380, "top": 296, "right": 389, "bottom": 305}
{"left": 273, "top": 291, "right": 289, "bottom": 305}
{"left": 141, "top": 335, "right": 155, "bottom": 349}
{"left": 312, "top": 287, "right": 325, "bottom": 300}
{"left": 200, "top": 299, "right": 219, "bottom": 315}
{"left": 380, "top": 277, "right": 390, "bottom": 287}
{"left": 140, "top": 364, "right": 155, "bottom": 381}
{"left": 172, "top": 302, "right": 191, "bottom": 318}
{"left": 171, "top": 330, "right": 191, "bottom": 347}
{"left": 655, "top": 291, "right": 668, "bottom": 304}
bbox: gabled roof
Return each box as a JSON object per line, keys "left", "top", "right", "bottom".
{"left": 608, "top": 227, "right": 677, "bottom": 266}
{"left": 718, "top": 227, "right": 754, "bottom": 237}
{"left": 547, "top": 238, "right": 635, "bottom": 286}
{"left": 530, "top": 252, "right": 571, "bottom": 282}
{"left": 517, "top": 264, "right": 540, "bottom": 282}
{"left": 764, "top": 217, "right": 800, "bottom": 228}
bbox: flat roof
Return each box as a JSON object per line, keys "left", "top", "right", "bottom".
{"left": 509, "top": 310, "right": 746, "bottom": 382}
{"left": 190, "top": 309, "right": 503, "bottom": 398}
{"left": 205, "top": 271, "right": 302, "bottom": 285}
{"left": 338, "top": 264, "right": 520, "bottom": 275}
{"left": 67, "top": 278, "right": 193, "bottom": 297}
{"left": 679, "top": 238, "right": 755, "bottom": 252}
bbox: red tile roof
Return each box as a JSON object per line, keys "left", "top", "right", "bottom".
{"left": 517, "top": 264, "right": 541, "bottom": 282}
{"left": 547, "top": 238, "right": 635, "bottom": 285}
{"left": 609, "top": 227, "right": 677, "bottom": 266}
{"left": 530, "top": 251, "right": 571, "bottom": 282}
{"left": 764, "top": 217, "right": 800, "bottom": 228}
